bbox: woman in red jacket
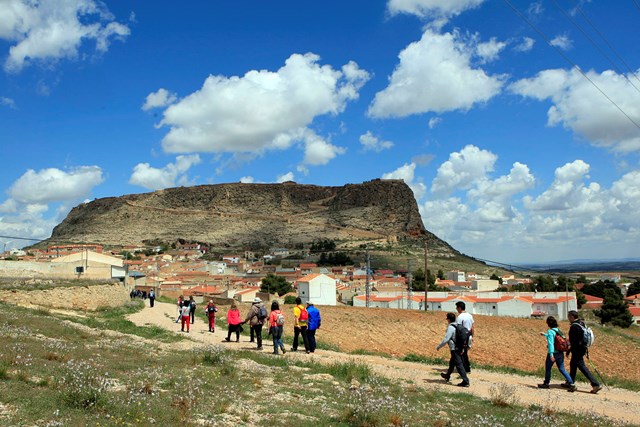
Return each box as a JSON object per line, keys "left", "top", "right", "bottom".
{"left": 269, "top": 300, "right": 286, "bottom": 355}
{"left": 225, "top": 302, "right": 242, "bottom": 342}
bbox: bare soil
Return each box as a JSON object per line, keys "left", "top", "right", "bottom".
{"left": 128, "top": 302, "right": 640, "bottom": 425}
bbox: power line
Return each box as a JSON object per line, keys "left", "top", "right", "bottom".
{"left": 568, "top": 0, "right": 640, "bottom": 86}
{"left": 633, "top": 0, "right": 640, "bottom": 13}
{"left": 552, "top": 0, "right": 640, "bottom": 93}
{"left": 0, "top": 235, "right": 44, "bottom": 242}
{"left": 502, "top": 0, "right": 640, "bottom": 132}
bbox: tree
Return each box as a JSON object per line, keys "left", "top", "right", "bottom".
{"left": 490, "top": 273, "right": 503, "bottom": 284}
{"left": 412, "top": 269, "right": 425, "bottom": 291}
{"left": 626, "top": 280, "right": 640, "bottom": 297}
{"left": 594, "top": 288, "right": 633, "bottom": 328}
{"left": 437, "top": 269, "right": 445, "bottom": 280}
{"left": 426, "top": 269, "right": 436, "bottom": 287}
{"left": 582, "top": 280, "right": 622, "bottom": 299}
{"left": 534, "top": 275, "right": 557, "bottom": 292}
{"left": 260, "top": 274, "right": 293, "bottom": 297}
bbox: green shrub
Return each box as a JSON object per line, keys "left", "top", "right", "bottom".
{"left": 59, "top": 359, "right": 112, "bottom": 409}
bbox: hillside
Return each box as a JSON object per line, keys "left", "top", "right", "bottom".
{"left": 42, "top": 179, "right": 499, "bottom": 274}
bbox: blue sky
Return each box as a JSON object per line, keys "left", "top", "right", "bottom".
{"left": 1, "top": 0, "right": 639, "bottom": 264}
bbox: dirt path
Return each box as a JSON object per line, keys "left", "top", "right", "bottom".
{"left": 128, "top": 302, "right": 640, "bottom": 425}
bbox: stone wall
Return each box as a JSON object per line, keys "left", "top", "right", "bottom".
{"left": 0, "top": 282, "right": 130, "bottom": 311}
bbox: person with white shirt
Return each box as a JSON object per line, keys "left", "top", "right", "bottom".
{"left": 455, "top": 301, "right": 474, "bottom": 373}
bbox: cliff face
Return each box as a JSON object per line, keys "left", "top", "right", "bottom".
{"left": 47, "top": 180, "right": 445, "bottom": 251}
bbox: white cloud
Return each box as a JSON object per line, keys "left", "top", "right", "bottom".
{"left": 428, "top": 117, "right": 442, "bottom": 129}
{"left": 0, "top": 0, "right": 130, "bottom": 72}
{"left": 475, "top": 37, "right": 506, "bottom": 63}
{"left": 157, "top": 53, "right": 369, "bottom": 162}
{"left": 382, "top": 162, "right": 426, "bottom": 200}
{"left": 510, "top": 68, "right": 640, "bottom": 152}
{"left": 368, "top": 30, "right": 505, "bottom": 118}
{"left": 514, "top": 37, "right": 535, "bottom": 52}
{"left": 387, "top": 0, "right": 485, "bottom": 19}
{"left": 8, "top": 166, "right": 103, "bottom": 204}
{"left": 239, "top": 176, "right": 255, "bottom": 184}
{"left": 422, "top": 149, "right": 640, "bottom": 262}
{"left": 300, "top": 129, "right": 346, "bottom": 166}
{"left": 549, "top": 34, "right": 573, "bottom": 51}
{"left": 430, "top": 145, "right": 497, "bottom": 196}
{"left": 142, "top": 88, "right": 177, "bottom": 111}
{"left": 1, "top": 96, "right": 16, "bottom": 108}
{"left": 129, "top": 155, "right": 201, "bottom": 191}
{"left": 359, "top": 131, "right": 394, "bottom": 152}
{"left": 276, "top": 172, "right": 295, "bottom": 183}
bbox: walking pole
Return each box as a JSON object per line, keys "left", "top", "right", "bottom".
{"left": 586, "top": 353, "right": 609, "bottom": 390}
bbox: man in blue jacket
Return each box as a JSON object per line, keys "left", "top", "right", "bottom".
{"left": 306, "top": 301, "right": 321, "bottom": 353}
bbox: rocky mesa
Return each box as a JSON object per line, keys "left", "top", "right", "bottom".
{"left": 47, "top": 179, "right": 435, "bottom": 249}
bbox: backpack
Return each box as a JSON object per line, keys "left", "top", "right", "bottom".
{"left": 276, "top": 312, "right": 285, "bottom": 326}
{"left": 554, "top": 330, "right": 571, "bottom": 352}
{"left": 577, "top": 322, "right": 595, "bottom": 348}
{"left": 257, "top": 305, "right": 268, "bottom": 320}
{"left": 299, "top": 305, "right": 309, "bottom": 322}
{"left": 453, "top": 324, "right": 470, "bottom": 351}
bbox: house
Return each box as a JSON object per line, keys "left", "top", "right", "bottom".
{"left": 472, "top": 279, "right": 500, "bottom": 292}
{"left": 447, "top": 270, "right": 466, "bottom": 282}
{"left": 55, "top": 250, "right": 126, "bottom": 281}
{"left": 271, "top": 248, "right": 289, "bottom": 257}
{"left": 296, "top": 273, "right": 337, "bottom": 305}
{"left": 625, "top": 294, "right": 640, "bottom": 307}
{"left": 582, "top": 294, "right": 604, "bottom": 310}
{"left": 629, "top": 307, "right": 640, "bottom": 325}
{"left": 234, "top": 286, "right": 261, "bottom": 303}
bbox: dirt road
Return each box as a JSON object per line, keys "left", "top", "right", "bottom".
{"left": 128, "top": 302, "right": 640, "bottom": 425}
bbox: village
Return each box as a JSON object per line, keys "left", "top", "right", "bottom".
{"left": 1, "top": 242, "right": 639, "bottom": 323}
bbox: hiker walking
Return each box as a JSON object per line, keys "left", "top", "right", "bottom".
{"left": 204, "top": 300, "right": 218, "bottom": 332}
{"left": 567, "top": 310, "right": 602, "bottom": 394}
{"left": 538, "top": 316, "right": 576, "bottom": 391}
{"left": 225, "top": 302, "right": 243, "bottom": 342}
{"left": 291, "top": 297, "right": 310, "bottom": 353}
{"left": 180, "top": 301, "right": 191, "bottom": 333}
{"left": 436, "top": 312, "right": 470, "bottom": 387}
{"left": 175, "top": 295, "right": 184, "bottom": 323}
{"left": 306, "top": 301, "right": 321, "bottom": 353}
{"left": 148, "top": 289, "right": 155, "bottom": 308}
{"left": 244, "top": 297, "right": 266, "bottom": 350}
{"left": 188, "top": 296, "right": 197, "bottom": 324}
{"left": 455, "top": 301, "right": 474, "bottom": 373}
{"left": 268, "top": 300, "right": 286, "bottom": 355}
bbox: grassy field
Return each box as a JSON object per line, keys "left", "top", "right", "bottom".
{"left": 0, "top": 301, "right": 633, "bottom": 426}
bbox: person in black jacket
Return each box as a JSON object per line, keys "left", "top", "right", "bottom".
{"left": 567, "top": 310, "right": 601, "bottom": 394}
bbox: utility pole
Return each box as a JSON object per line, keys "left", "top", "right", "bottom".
{"left": 407, "top": 259, "right": 413, "bottom": 310}
{"left": 365, "top": 249, "right": 371, "bottom": 308}
{"left": 424, "top": 239, "right": 428, "bottom": 311}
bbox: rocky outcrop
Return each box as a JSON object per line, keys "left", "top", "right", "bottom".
{"left": 0, "top": 282, "right": 129, "bottom": 311}
{"left": 46, "top": 179, "right": 440, "bottom": 250}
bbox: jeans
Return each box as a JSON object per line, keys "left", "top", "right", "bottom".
{"left": 445, "top": 350, "right": 469, "bottom": 384}
{"left": 251, "top": 324, "right": 263, "bottom": 348}
{"left": 190, "top": 309, "right": 195, "bottom": 324}
{"left": 544, "top": 352, "right": 573, "bottom": 384}
{"left": 293, "top": 326, "right": 309, "bottom": 351}
{"left": 570, "top": 348, "right": 599, "bottom": 387}
{"left": 271, "top": 326, "right": 285, "bottom": 354}
{"left": 307, "top": 328, "right": 317, "bottom": 352}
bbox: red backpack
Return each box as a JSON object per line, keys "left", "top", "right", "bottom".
{"left": 554, "top": 330, "right": 570, "bottom": 352}
{"left": 299, "top": 305, "right": 309, "bottom": 321}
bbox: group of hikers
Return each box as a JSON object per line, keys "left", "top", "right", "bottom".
{"left": 167, "top": 295, "right": 602, "bottom": 392}
{"left": 173, "top": 295, "right": 321, "bottom": 355}
{"left": 436, "top": 302, "right": 602, "bottom": 393}
{"left": 130, "top": 289, "right": 156, "bottom": 307}
{"left": 224, "top": 296, "right": 321, "bottom": 355}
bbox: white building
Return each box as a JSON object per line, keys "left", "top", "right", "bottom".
{"left": 447, "top": 270, "right": 466, "bottom": 282}
{"left": 297, "top": 273, "right": 337, "bottom": 306}
{"left": 472, "top": 279, "right": 501, "bottom": 292}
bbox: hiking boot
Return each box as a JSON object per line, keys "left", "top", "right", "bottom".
{"left": 225, "top": 337, "right": 230, "bottom": 342}
{"left": 537, "top": 383, "right": 550, "bottom": 389}
{"left": 567, "top": 384, "right": 577, "bottom": 392}
{"left": 440, "top": 373, "right": 450, "bottom": 382}
{"left": 290, "top": 348, "right": 297, "bottom": 352}
{"left": 256, "top": 346, "right": 263, "bottom": 350}
{"left": 456, "top": 381, "right": 470, "bottom": 387}
{"left": 560, "top": 382, "right": 571, "bottom": 389}
{"left": 281, "top": 347, "right": 286, "bottom": 354}
{"left": 591, "top": 385, "right": 602, "bottom": 394}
